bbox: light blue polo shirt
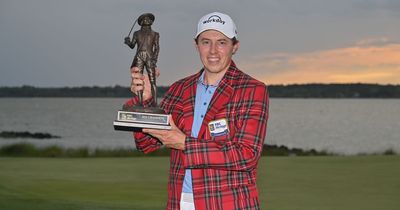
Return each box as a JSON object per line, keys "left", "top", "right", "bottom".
{"left": 182, "top": 71, "right": 220, "bottom": 193}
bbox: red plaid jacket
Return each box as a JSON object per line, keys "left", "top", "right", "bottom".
{"left": 126, "top": 61, "right": 269, "bottom": 210}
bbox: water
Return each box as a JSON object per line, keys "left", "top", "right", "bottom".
{"left": 268, "top": 99, "right": 400, "bottom": 155}
{"left": 0, "top": 98, "right": 399, "bottom": 155}
{"left": 0, "top": 98, "right": 134, "bottom": 149}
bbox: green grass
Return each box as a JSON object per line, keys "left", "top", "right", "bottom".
{"left": 0, "top": 156, "right": 399, "bottom": 210}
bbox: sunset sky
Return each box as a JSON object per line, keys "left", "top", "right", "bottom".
{"left": 242, "top": 39, "right": 400, "bottom": 84}
{"left": 1, "top": 0, "right": 399, "bottom": 86}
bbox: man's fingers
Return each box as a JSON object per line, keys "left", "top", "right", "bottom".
{"left": 130, "top": 74, "right": 145, "bottom": 94}
{"left": 129, "top": 67, "right": 157, "bottom": 100}
{"left": 143, "top": 128, "right": 164, "bottom": 135}
{"left": 131, "top": 67, "right": 145, "bottom": 80}
{"left": 130, "top": 67, "right": 140, "bottom": 74}
{"left": 131, "top": 72, "right": 145, "bottom": 80}
{"left": 130, "top": 67, "right": 146, "bottom": 94}
{"left": 155, "top": 68, "right": 161, "bottom": 77}
{"left": 169, "top": 115, "right": 176, "bottom": 126}
{"left": 132, "top": 78, "right": 145, "bottom": 86}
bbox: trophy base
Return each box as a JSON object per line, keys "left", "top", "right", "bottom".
{"left": 113, "top": 106, "right": 171, "bottom": 131}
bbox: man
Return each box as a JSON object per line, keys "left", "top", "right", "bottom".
{"left": 124, "top": 13, "right": 159, "bottom": 105}
{"left": 126, "top": 12, "right": 269, "bottom": 210}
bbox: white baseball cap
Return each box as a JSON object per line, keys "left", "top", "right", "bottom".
{"left": 195, "top": 12, "right": 238, "bottom": 39}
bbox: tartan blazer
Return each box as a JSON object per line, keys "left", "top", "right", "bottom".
{"left": 127, "top": 61, "right": 269, "bottom": 210}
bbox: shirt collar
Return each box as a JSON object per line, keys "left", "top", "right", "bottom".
{"left": 197, "top": 70, "right": 222, "bottom": 87}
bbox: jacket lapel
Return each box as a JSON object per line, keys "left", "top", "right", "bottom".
{"left": 181, "top": 71, "right": 202, "bottom": 135}
{"left": 197, "top": 63, "right": 236, "bottom": 139}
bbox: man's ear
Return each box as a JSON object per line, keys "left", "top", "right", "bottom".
{"left": 233, "top": 41, "right": 240, "bottom": 54}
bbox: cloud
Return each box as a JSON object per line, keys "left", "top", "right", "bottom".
{"left": 241, "top": 38, "right": 400, "bottom": 85}
{"left": 355, "top": 37, "right": 398, "bottom": 47}
{"left": 357, "top": 0, "right": 400, "bottom": 14}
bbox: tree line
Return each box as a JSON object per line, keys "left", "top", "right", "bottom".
{"left": 1, "top": 84, "right": 400, "bottom": 98}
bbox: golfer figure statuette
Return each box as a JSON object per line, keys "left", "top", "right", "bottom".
{"left": 114, "top": 13, "right": 171, "bottom": 131}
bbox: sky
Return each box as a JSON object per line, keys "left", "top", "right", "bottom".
{"left": 1, "top": 0, "right": 399, "bottom": 87}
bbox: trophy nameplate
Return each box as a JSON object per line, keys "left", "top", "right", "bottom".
{"left": 113, "top": 110, "right": 171, "bottom": 131}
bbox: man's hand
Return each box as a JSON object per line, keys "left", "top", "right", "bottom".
{"left": 130, "top": 67, "right": 160, "bottom": 101}
{"left": 142, "top": 117, "right": 186, "bottom": 150}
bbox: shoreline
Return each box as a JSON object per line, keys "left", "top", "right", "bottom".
{"left": 0, "top": 142, "right": 397, "bottom": 158}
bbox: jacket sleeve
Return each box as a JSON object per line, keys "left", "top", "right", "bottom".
{"left": 134, "top": 132, "right": 163, "bottom": 154}
{"left": 183, "top": 85, "right": 269, "bottom": 171}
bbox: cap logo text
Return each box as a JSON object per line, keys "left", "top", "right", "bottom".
{"left": 203, "top": 15, "right": 225, "bottom": 25}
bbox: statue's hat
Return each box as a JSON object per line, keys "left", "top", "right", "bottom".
{"left": 138, "top": 13, "right": 155, "bottom": 26}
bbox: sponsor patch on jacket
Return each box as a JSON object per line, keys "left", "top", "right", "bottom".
{"left": 208, "top": 118, "right": 229, "bottom": 137}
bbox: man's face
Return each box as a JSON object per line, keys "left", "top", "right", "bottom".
{"left": 195, "top": 30, "right": 239, "bottom": 77}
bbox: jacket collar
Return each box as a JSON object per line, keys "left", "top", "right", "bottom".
{"left": 187, "top": 60, "right": 238, "bottom": 88}
{"left": 181, "top": 60, "right": 237, "bottom": 137}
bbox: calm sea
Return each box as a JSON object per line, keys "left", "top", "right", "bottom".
{"left": 0, "top": 98, "right": 399, "bottom": 155}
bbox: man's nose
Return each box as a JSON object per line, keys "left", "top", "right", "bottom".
{"left": 210, "top": 42, "right": 217, "bottom": 54}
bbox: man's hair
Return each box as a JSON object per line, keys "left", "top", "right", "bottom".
{"left": 194, "top": 37, "right": 238, "bottom": 45}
